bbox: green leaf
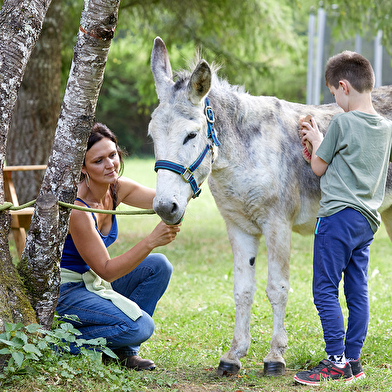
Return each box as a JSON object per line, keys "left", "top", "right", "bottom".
{"left": 5, "top": 322, "right": 24, "bottom": 332}
{"left": 23, "top": 343, "right": 42, "bottom": 356}
{"left": 25, "top": 324, "right": 42, "bottom": 333}
{"left": 0, "top": 332, "right": 10, "bottom": 340}
{"left": 0, "top": 338, "right": 13, "bottom": 346}
{"left": 102, "top": 346, "right": 118, "bottom": 359}
{"left": 85, "top": 337, "right": 107, "bottom": 346}
{"left": 15, "top": 331, "right": 28, "bottom": 344}
{"left": 12, "top": 351, "right": 24, "bottom": 368}
{"left": 37, "top": 340, "right": 48, "bottom": 350}
{"left": 0, "top": 347, "right": 11, "bottom": 354}
{"left": 25, "top": 352, "right": 40, "bottom": 361}
{"left": 10, "top": 337, "right": 25, "bottom": 348}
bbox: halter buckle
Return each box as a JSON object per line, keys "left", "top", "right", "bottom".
{"left": 181, "top": 168, "right": 194, "bottom": 182}
{"left": 204, "top": 105, "right": 215, "bottom": 124}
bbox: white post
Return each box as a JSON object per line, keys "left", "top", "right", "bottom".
{"left": 314, "top": 7, "right": 326, "bottom": 105}
{"left": 374, "top": 30, "right": 383, "bottom": 87}
{"left": 355, "top": 35, "right": 362, "bottom": 54}
{"left": 306, "top": 10, "right": 316, "bottom": 105}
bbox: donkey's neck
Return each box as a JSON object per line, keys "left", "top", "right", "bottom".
{"left": 207, "top": 83, "right": 271, "bottom": 171}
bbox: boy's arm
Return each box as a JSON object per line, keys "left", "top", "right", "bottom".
{"left": 311, "top": 148, "right": 328, "bottom": 176}
{"left": 301, "top": 117, "right": 328, "bottom": 176}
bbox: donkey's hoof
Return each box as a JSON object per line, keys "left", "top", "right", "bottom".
{"left": 263, "top": 361, "right": 285, "bottom": 376}
{"left": 217, "top": 360, "right": 241, "bottom": 376}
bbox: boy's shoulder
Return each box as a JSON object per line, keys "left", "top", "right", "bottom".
{"left": 332, "top": 110, "right": 389, "bottom": 124}
{"left": 330, "top": 111, "right": 362, "bottom": 126}
{"left": 328, "top": 111, "right": 392, "bottom": 140}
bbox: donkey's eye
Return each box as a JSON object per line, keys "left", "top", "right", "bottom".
{"left": 183, "top": 132, "right": 197, "bottom": 145}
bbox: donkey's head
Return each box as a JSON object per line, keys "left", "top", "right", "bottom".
{"left": 148, "top": 37, "right": 218, "bottom": 224}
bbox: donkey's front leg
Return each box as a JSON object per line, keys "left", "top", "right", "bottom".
{"left": 262, "top": 218, "right": 291, "bottom": 376}
{"left": 217, "top": 223, "right": 260, "bottom": 376}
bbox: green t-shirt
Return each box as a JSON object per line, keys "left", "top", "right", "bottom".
{"left": 316, "top": 110, "right": 392, "bottom": 233}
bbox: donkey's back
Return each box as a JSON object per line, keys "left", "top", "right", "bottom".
{"left": 207, "top": 86, "right": 392, "bottom": 240}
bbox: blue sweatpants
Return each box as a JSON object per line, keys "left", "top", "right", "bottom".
{"left": 313, "top": 208, "right": 374, "bottom": 359}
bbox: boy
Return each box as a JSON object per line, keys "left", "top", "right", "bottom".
{"left": 294, "top": 51, "right": 392, "bottom": 386}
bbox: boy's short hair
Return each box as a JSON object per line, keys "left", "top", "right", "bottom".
{"left": 325, "top": 51, "right": 375, "bottom": 93}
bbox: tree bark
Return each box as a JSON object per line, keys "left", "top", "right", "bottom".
{"left": 6, "top": 0, "right": 63, "bottom": 204}
{"left": 17, "top": 194, "right": 59, "bottom": 330}
{"left": 18, "top": 0, "right": 121, "bottom": 329}
{"left": 0, "top": 0, "right": 52, "bottom": 329}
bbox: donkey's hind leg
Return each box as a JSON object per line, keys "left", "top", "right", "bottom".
{"left": 262, "top": 218, "right": 291, "bottom": 376}
{"left": 217, "top": 223, "right": 260, "bottom": 376}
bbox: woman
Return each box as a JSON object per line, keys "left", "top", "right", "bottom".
{"left": 56, "top": 122, "right": 180, "bottom": 370}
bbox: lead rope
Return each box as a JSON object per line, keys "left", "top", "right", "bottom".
{"left": 0, "top": 200, "right": 155, "bottom": 215}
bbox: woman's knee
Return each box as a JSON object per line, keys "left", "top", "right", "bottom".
{"left": 121, "top": 313, "right": 155, "bottom": 345}
{"left": 148, "top": 253, "right": 173, "bottom": 280}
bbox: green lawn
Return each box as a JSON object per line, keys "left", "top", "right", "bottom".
{"left": 4, "top": 157, "right": 392, "bottom": 391}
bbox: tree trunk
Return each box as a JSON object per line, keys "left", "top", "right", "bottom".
{"left": 0, "top": 0, "right": 52, "bottom": 328}
{"left": 18, "top": 0, "right": 121, "bottom": 329}
{"left": 17, "top": 194, "right": 59, "bottom": 330}
{"left": 6, "top": 0, "right": 63, "bottom": 204}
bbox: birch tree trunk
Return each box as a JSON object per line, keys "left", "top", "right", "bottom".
{"left": 0, "top": 0, "right": 52, "bottom": 328}
{"left": 17, "top": 0, "right": 121, "bottom": 329}
{"left": 6, "top": 0, "right": 63, "bottom": 204}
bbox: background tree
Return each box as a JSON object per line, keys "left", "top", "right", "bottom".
{"left": 6, "top": 0, "right": 63, "bottom": 204}
{"left": 96, "top": 0, "right": 312, "bottom": 155}
{"left": 95, "top": 0, "right": 392, "bottom": 155}
{"left": 322, "top": 0, "right": 392, "bottom": 48}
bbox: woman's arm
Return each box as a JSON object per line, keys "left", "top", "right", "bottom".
{"left": 69, "top": 208, "right": 180, "bottom": 282}
{"left": 116, "top": 177, "right": 156, "bottom": 209}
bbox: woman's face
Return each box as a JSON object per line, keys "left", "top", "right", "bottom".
{"left": 83, "top": 137, "right": 120, "bottom": 185}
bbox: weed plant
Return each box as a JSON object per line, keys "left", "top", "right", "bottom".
{"left": 3, "top": 157, "right": 392, "bottom": 391}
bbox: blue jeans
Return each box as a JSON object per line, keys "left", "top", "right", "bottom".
{"left": 313, "top": 208, "right": 374, "bottom": 359}
{"left": 56, "top": 253, "right": 173, "bottom": 357}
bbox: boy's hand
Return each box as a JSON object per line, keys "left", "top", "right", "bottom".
{"left": 299, "top": 116, "right": 328, "bottom": 176}
{"left": 300, "top": 116, "right": 323, "bottom": 146}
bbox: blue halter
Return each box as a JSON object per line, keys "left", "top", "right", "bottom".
{"left": 154, "top": 97, "right": 220, "bottom": 198}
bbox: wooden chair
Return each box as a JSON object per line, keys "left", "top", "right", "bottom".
{"left": 3, "top": 165, "right": 47, "bottom": 259}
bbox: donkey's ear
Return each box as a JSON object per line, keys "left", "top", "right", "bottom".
{"left": 187, "top": 60, "right": 211, "bottom": 105}
{"left": 151, "top": 37, "right": 174, "bottom": 101}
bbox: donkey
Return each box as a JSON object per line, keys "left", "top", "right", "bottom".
{"left": 148, "top": 37, "right": 392, "bottom": 376}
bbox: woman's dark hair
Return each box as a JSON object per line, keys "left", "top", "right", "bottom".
{"left": 81, "top": 123, "right": 126, "bottom": 196}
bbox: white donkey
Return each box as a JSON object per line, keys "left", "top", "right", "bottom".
{"left": 148, "top": 37, "right": 392, "bottom": 376}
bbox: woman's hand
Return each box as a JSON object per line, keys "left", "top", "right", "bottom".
{"left": 146, "top": 221, "right": 181, "bottom": 249}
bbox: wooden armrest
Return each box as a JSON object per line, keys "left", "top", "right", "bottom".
{"left": 3, "top": 165, "right": 47, "bottom": 172}
{"left": 9, "top": 207, "right": 35, "bottom": 216}
{"left": 9, "top": 207, "right": 35, "bottom": 229}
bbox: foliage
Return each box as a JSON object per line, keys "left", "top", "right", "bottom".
{"left": 322, "top": 0, "right": 392, "bottom": 51}
{"left": 0, "top": 315, "right": 116, "bottom": 382}
{"left": 72, "top": 0, "right": 314, "bottom": 154}
{"left": 57, "top": 0, "right": 392, "bottom": 155}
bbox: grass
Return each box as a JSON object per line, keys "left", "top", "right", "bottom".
{"left": 4, "top": 156, "right": 392, "bottom": 391}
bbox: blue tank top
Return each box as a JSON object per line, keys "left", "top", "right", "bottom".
{"left": 61, "top": 197, "right": 118, "bottom": 273}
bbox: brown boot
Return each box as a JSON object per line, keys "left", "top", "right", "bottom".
{"left": 102, "top": 352, "right": 156, "bottom": 371}
{"left": 122, "top": 355, "right": 156, "bottom": 371}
